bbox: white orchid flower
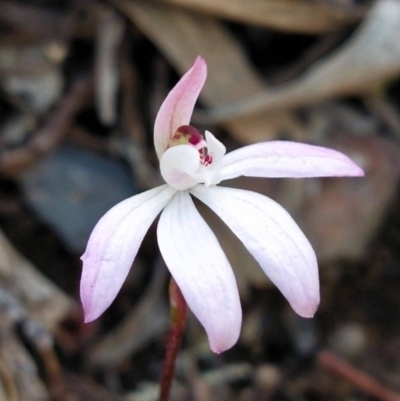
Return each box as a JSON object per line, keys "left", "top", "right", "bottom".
{"left": 80, "top": 57, "right": 364, "bottom": 353}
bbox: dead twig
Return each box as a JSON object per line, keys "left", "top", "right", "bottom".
{"left": 318, "top": 350, "right": 400, "bottom": 401}
{"left": 0, "top": 0, "right": 74, "bottom": 43}
{"left": 0, "top": 75, "right": 93, "bottom": 177}
{"left": 20, "top": 320, "right": 68, "bottom": 400}
{"left": 94, "top": 4, "right": 125, "bottom": 125}
{"left": 363, "top": 94, "right": 400, "bottom": 138}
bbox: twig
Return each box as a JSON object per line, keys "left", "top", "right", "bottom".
{"left": 0, "top": 0, "right": 73, "bottom": 42}
{"left": 363, "top": 94, "right": 400, "bottom": 138}
{"left": 0, "top": 74, "right": 93, "bottom": 177}
{"left": 94, "top": 4, "right": 125, "bottom": 125}
{"left": 317, "top": 350, "right": 400, "bottom": 401}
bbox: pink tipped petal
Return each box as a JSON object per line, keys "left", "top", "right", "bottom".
{"left": 80, "top": 185, "right": 176, "bottom": 323}
{"left": 191, "top": 186, "right": 319, "bottom": 318}
{"left": 154, "top": 56, "right": 207, "bottom": 158}
{"left": 160, "top": 145, "right": 202, "bottom": 190}
{"left": 221, "top": 141, "right": 365, "bottom": 181}
{"left": 157, "top": 192, "right": 242, "bottom": 353}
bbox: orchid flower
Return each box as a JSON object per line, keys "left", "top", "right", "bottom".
{"left": 80, "top": 56, "right": 364, "bottom": 353}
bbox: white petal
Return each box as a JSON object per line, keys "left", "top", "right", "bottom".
{"left": 221, "top": 141, "right": 365, "bottom": 181}
{"left": 157, "top": 191, "right": 242, "bottom": 353}
{"left": 80, "top": 185, "right": 176, "bottom": 322}
{"left": 192, "top": 186, "right": 319, "bottom": 318}
{"left": 160, "top": 145, "right": 202, "bottom": 190}
{"left": 201, "top": 131, "right": 226, "bottom": 187}
{"left": 205, "top": 131, "right": 226, "bottom": 164}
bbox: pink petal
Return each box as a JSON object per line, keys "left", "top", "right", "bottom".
{"left": 191, "top": 186, "right": 319, "bottom": 318}
{"left": 80, "top": 185, "right": 176, "bottom": 323}
{"left": 154, "top": 56, "right": 207, "bottom": 159}
{"left": 160, "top": 145, "right": 202, "bottom": 190}
{"left": 221, "top": 141, "right": 365, "bottom": 181}
{"left": 157, "top": 192, "right": 242, "bottom": 353}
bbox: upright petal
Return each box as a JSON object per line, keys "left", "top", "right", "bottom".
{"left": 80, "top": 185, "right": 176, "bottom": 323}
{"left": 201, "top": 131, "right": 226, "bottom": 187}
{"left": 157, "top": 191, "right": 242, "bottom": 353}
{"left": 221, "top": 141, "right": 365, "bottom": 181}
{"left": 154, "top": 56, "right": 207, "bottom": 159}
{"left": 205, "top": 131, "right": 226, "bottom": 164}
{"left": 192, "top": 186, "right": 319, "bottom": 318}
{"left": 160, "top": 145, "right": 202, "bottom": 190}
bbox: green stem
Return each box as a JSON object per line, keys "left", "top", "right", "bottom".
{"left": 159, "top": 279, "right": 187, "bottom": 401}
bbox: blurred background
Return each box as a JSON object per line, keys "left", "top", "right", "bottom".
{"left": 1, "top": 0, "right": 400, "bottom": 400}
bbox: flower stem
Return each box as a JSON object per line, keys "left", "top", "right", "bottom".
{"left": 159, "top": 278, "right": 188, "bottom": 401}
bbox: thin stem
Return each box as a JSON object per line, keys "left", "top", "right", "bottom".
{"left": 159, "top": 279, "right": 188, "bottom": 401}
{"left": 318, "top": 350, "right": 400, "bottom": 401}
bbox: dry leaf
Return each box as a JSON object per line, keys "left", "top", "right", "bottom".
{"left": 95, "top": 4, "right": 125, "bottom": 125}
{"left": 154, "top": 0, "right": 363, "bottom": 34}
{"left": 87, "top": 261, "right": 168, "bottom": 367}
{"left": 300, "top": 136, "right": 400, "bottom": 262}
{"left": 0, "top": 323, "right": 49, "bottom": 401}
{"left": 111, "top": 0, "right": 292, "bottom": 143}
{"left": 205, "top": 0, "right": 400, "bottom": 122}
{"left": 0, "top": 229, "right": 74, "bottom": 329}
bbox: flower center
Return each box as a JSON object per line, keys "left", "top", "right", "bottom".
{"left": 160, "top": 125, "right": 225, "bottom": 190}
{"left": 168, "top": 125, "right": 212, "bottom": 167}
{"left": 168, "top": 125, "right": 204, "bottom": 148}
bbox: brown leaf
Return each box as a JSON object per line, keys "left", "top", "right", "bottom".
{"left": 300, "top": 136, "right": 400, "bottom": 263}
{"left": 0, "top": 229, "right": 74, "bottom": 330}
{"left": 153, "top": 0, "right": 364, "bottom": 34}
{"left": 111, "top": 0, "right": 292, "bottom": 143}
{"left": 86, "top": 261, "right": 168, "bottom": 368}
{"left": 205, "top": 0, "right": 400, "bottom": 123}
{"left": 94, "top": 5, "right": 125, "bottom": 125}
